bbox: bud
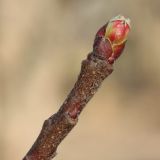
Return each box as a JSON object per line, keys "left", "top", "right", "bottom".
{"left": 93, "top": 15, "right": 130, "bottom": 64}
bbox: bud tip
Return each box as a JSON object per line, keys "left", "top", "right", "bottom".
{"left": 110, "top": 14, "right": 131, "bottom": 28}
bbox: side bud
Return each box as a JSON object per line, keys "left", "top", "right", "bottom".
{"left": 93, "top": 15, "right": 130, "bottom": 64}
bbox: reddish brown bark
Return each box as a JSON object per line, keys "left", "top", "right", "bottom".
{"left": 23, "top": 15, "right": 130, "bottom": 160}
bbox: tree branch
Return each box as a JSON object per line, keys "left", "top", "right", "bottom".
{"left": 23, "top": 15, "right": 131, "bottom": 160}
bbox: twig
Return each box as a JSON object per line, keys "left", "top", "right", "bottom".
{"left": 23, "top": 15, "right": 130, "bottom": 160}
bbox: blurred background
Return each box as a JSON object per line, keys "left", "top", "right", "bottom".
{"left": 1, "top": 0, "right": 160, "bottom": 159}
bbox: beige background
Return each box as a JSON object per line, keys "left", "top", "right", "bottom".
{"left": 0, "top": 0, "right": 160, "bottom": 159}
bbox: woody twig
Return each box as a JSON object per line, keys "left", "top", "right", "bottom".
{"left": 23, "top": 15, "right": 131, "bottom": 160}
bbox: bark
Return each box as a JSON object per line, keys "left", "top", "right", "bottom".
{"left": 23, "top": 15, "right": 130, "bottom": 160}
{"left": 23, "top": 53, "right": 113, "bottom": 160}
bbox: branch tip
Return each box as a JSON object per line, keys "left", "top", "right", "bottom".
{"left": 23, "top": 15, "right": 130, "bottom": 160}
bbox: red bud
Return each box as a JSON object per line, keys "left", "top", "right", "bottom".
{"left": 93, "top": 15, "right": 130, "bottom": 64}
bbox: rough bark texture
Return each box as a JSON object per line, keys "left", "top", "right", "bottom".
{"left": 23, "top": 53, "right": 113, "bottom": 160}
{"left": 23, "top": 15, "right": 130, "bottom": 160}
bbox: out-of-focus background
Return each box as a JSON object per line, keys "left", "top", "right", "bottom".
{"left": 1, "top": 0, "right": 160, "bottom": 159}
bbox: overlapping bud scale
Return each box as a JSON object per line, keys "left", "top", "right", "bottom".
{"left": 93, "top": 15, "right": 130, "bottom": 64}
